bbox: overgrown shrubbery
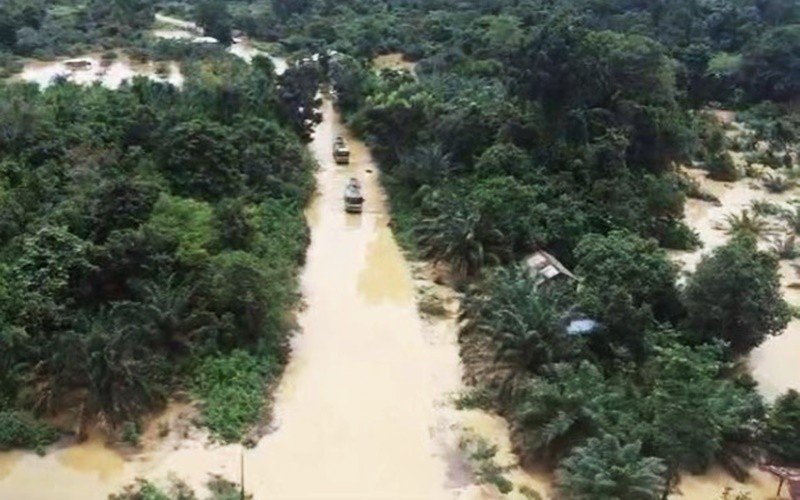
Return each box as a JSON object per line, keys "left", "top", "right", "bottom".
{"left": 0, "top": 52, "right": 317, "bottom": 444}
{"left": 456, "top": 233, "right": 783, "bottom": 493}
{"left": 193, "top": 351, "right": 279, "bottom": 443}
{"left": 0, "top": 411, "right": 59, "bottom": 451}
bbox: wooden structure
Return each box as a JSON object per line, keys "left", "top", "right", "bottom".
{"left": 760, "top": 464, "right": 800, "bottom": 499}
{"left": 523, "top": 250, "right": 576, "bottom": 285}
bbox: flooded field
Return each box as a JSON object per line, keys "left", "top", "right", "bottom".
{"left": 154, "top": 13, "right": 288, "bottom": 74}
{"left": 10, "top": 13, "right": 286, "bottom": 90}
{"left": 670, "top": 164, "right": 800, "bottom": 402}
{"left": 664, "top": 115, "right": 798, "bottom": 498}
{"left": 13, "top": 54, "right": 183, "bottom": 89}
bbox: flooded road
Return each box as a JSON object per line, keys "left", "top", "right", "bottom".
{"left": 1, "top": 97, "right": 536, "bottom": 500}
{"left": 242, "top": 97, "right": 464, "bottom": 498}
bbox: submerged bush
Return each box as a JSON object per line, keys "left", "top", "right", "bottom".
{"left": 0, "top": 411, "right": 59, "bottom": 451}
{"left": 193, "top": 351, "right": 279, "bottom": 442}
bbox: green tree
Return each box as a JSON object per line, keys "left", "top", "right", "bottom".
{"left": 468, "top": 265, "right": 579, "bottom": 385}
{"left": 87, "top": 178, "right": 160, "bottom": 243}
{"left": 684, "top": 235, "right": 790, "bottom": 353}
{"left": 740, "top": 25, "right": 800, "bottom": 102}
{"left": 640, "top": 339, "right": 765, "bottom": 480}
{"left": 416, "top": 201, "right": 493, "bottom": 279}
{"left": 9, "top": 225, "right": 92, "bottom": 333}
{"left": 764, "top": 390, "right": 800, "bottom": 465}
{"left": 213, "top": 198, "right": 255, "bottom": 251}
{"left": 556, "top": 434, "right": 666, "bottom": 500}
{"left": 474, "top": 143, "right": 531, "bottom": 179}
{"left": 161, "top": 120, "right": 242, "bottom": 201}
{"left": 395, "top": 143, "right": 452, "bottom": 189}
{"left": 512, "top": 362, "right": 625, "bottom": 465}
{"left": 50, "top": 310, "right": 169, "bottom": 426}
{"left": 271, "top": 0, "right": 315, "bottom": 22}
{"left": 196, "top": 0, "right": 233, "bottom": 45}
{"left": 574, "top": 230, "right": 682, "bottom": 358}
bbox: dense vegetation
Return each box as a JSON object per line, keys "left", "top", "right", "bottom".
{"left": 0, "top": 52, "right": 317, "bottom": 446}
{"left": 1, "top": 0, "right": 799, "bottom": 497}
{"left": 248, "top": 0, "right": 800, "bottom": 496}
{"left": 0, "top": 0, "right": 156, "bottom": 75}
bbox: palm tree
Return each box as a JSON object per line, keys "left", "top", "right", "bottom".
{"left": 770, "top": 234, "right": 798, "bottom": 260}
{"left": 50, "top": 310, "right": 169, "bottom": 428}
{"left": 724, "top": 210, "right": 768, "bottom": 238}
{"left": 115, "top": 275, "right": 215, "bottom": 355}
{"left": 761, "top": 172, "right": 795, "bottom": 193}
{"left": 513, "top": 362, "right": 620, "bottom": 464}
{"left": 416, "top": 204, "right": 503, "bottom": 278}
{"left": 477, "top": 266, "right": 578, "bottom": 382}
{"left": 556, "top": 434, "right": 666, "bottom": 500}
{"left": 782, "top": 205, "right": 800, "bottom": 235}
{"left": 396, "top": 142, "right": 453, "bottom": 189}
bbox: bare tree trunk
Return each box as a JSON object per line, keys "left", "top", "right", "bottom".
{"left": 75, "top": 402, "right": 88, "bottom": 443}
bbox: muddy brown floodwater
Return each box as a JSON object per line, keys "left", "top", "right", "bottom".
{"left": 14, "top": 54, "right": 184, "bottom": 89}
{"left": 242, "top": 97, "right": 464, "bottom": 498}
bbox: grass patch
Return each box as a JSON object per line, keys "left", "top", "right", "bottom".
{"left": 455, "top": 387, "right": 495, "bottom": 410}
{"left": 381, "top": 179, "right": 423, "bottom": 259}
{"left": 459, "top": 433, "right": 513, "bottom": 494}
{"left": 0, "top": 411, "right": 59, "bottom": 453}
{"left": 193, "top": 350, "right": 279, "bottom": 443}
{"left": 417, "top": 286, "right": 447, "bottom": 316}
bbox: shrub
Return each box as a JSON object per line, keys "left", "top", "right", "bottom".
{"left": 193, "top": 351, "right": 278, "bottom": 443}
{"left": 707, "top": 152, "right": 738, "bottom": 181}
{"left": 0, "top": 411, "right": 59, "bottom": 451}
{"left": 764, "top": 390, "right": 800, "bottom": 465}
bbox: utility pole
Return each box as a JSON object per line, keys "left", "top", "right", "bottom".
{"left": 240, "top": 448, "right": 245, "bottom": 500}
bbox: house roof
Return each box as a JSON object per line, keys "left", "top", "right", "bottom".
{"left": 759, "top": 464, "right": 800, "bottom": 499}
{"left": 524, "top": 250, "right": 577, "bottom": 283}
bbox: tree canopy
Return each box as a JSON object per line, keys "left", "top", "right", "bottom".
{"left": 0, "top": 53, "right": 316, "bottom": 445}
{"left": 684, "top": 235, "right": 791, "bottom": 354}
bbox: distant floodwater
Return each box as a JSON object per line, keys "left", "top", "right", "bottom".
{"left": 16, "top": 55, "right": 184, "bottom": 89}
{"left": 13, "top": 14, "right": 286, "bottom": 90}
